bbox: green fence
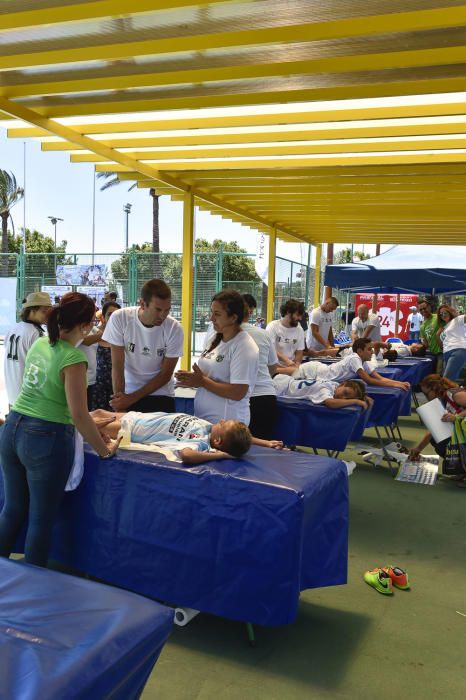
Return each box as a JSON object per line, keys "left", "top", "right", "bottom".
{"left": 4, "top": 250, "right": 315, "bottom": 349}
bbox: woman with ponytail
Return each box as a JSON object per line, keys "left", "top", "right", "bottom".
{"left": 0, "top": 292, "right": 120, "bottom": 567}
{"left": 176, "top": 289, "right": 258, "bottom": 425}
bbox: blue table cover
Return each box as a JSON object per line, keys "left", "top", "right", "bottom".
{"left": 365, "top": 386, "right": 412, "bottom": 427}
{"left": 276, "top": 398, "right": 370, "bottom": 450}
{"left": 0, "top": 558, "right": 173, "bottom": 700}
{"left": 388, "top": 357, "right": 434, "bottom": 385}
{"left": 0, "top": 448, "right": 348, "bottom": 627}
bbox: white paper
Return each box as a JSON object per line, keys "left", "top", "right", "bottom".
{"left": 416, "top": 398, "right": 453, "bottom": 443}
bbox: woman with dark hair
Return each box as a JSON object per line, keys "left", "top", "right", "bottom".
{"left": 0, "top": 292, "right": 120, "bottom": 567}
{"left": 93, "top": 300, "right": 121, "bottom": 409}
{"left": 176, "top": 289, "right": 258, "bottom": 425}
{"left": 436, "top": 305, "right": 466, "bottom": 382}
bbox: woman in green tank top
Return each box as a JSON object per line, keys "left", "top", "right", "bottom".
{"left": 0, "top": 292, "right": 120, "bottom": 567}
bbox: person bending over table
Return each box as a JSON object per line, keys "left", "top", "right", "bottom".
{"left": 241, "top": 293, "right": 279, "bottom": 440}
{"left": 92, "top": 409, "right": 284, "bottom": 463}
{"left": 273, "top": 376, "right": 373, "bottom": 410}
{"left": 266, "top": 298, "right": 305, "bottom": 371}
{"left": 102, "top": 279, "right": 183, "bottom": 413}
{"left": 175, "top": 289, "right": 258, "bottom": 426}
{"left": 285, "top": 339, "right": 410, "bottom": 391}
{"left": 306, "top": 296, "right": 338, "bottom": 352}
{"left": 0, "top": 293, "right": 120, "bottom": 568}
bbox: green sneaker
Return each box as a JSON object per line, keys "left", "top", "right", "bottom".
{"left": 363, "top": 567, "right": 393, "bottom": 595}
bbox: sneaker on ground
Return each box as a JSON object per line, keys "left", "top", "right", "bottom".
{"left": 382, "top": 565, "right": 410, "bottom": 590}
{"left": 363, "top": 567, "right": 393, "bottom": 595}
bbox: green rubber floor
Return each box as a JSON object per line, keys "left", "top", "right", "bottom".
{"left": 144, "top": 412, "right": 466, "bottom": 700}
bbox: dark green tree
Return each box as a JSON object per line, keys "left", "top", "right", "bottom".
{"left": 334, "top": 247, "right": 371, "bottom": 264}
{"left": 0, "top": 170, "right": 24, "bottom": 275}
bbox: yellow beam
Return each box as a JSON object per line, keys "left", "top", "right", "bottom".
{"left": 11, "top": 101, "right": 466, "bottom": 136}
{"left": 313, "top": 245, "right": 322, "bottom": 308}
{"left": 3, "top": 4, "right": 466, "bottom": 68}
{"left": 0, "top": 0, "right": 233, "bottom": 32}
{"left": 266, "top": 228, "right": 276, "bottom": 324}
{"left": 8, "top": 75, "right": 466, "bottom": 119}
{"left": 181, "top": 191, "right": 194, "bottom": 370}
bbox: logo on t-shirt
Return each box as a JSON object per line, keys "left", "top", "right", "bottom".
{"left": 216, "top": 354, "right": 225, "bottom": 362}
{"left": 156, "top": 347, "right": 165, "bottom": 357}
{"left": 142, "top": 346, "right": 151, "bottom": 356}
{"left": 23, "top": 356, "right": 48, "bottom": 391}
{"left": 127, "top": 342, "right": 135, "bottom": 353}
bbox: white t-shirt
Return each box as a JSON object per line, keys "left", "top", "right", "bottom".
{"left": 295, "top": 354, "right": 375, "bottom": 383}
{"left": 351, "top": 313, "right": 382, "bottom": 341}
{"left": 393, "top": 344, "right": 412, "bottom": 357}
{"left": 242, "top": 323, "right": 277, "bottom": 397}
{"left": 266, "top": 319, "right": 305, "bottom": 365}
{"left": 407, "top": 312, "right": 422, "bottom": 332}
{"left": 194, "top": 330, "right": 259, "bottom": 424}
{"left": 121, "top": 411, "right": 212, "bottom": 453}
{"left": 102, "top": 307, "right": 183, "bottom": 396}
{"left": 3, "top": 321, "right": 44, "bottom": 405}
{"left": 274, "top": 375, "right": 338, "bottom": 404}
{"left": 80, "top": 326, "right": 100, "bottom": 385}
{"left": 307, "top": 308, "right": 335, "bottom": 349}
{"left": 440, "top": 315, "right": 466, "bottom": 354}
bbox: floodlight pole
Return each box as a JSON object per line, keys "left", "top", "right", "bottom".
{"left": 123, "top": 203, "right": 132, "bottom": 250}
{"left": 48, "top": 215, "right": 64, "bottom": 277}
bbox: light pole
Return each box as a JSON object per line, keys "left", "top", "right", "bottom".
{"left": 48, "top": 215, "right": 63, "bottom": 277}
{"left": 123, "top": 203, "right": 132, "bottom": 249}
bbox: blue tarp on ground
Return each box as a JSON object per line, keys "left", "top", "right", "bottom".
{"left": 324, "top": 245, "right": 466, "bottom": 293}
{"left": 0, "top": 558, "right": 173, "bottom": 700}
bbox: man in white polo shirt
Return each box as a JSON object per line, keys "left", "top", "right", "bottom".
{"left": 306, "top": 296, "right": 338, "bottom": 351}
{"left": 351, "top": 304, "right": 382, "bottom": 342}
{"left": 102, "top": 279, "right": 183, "bottom": 413}
{"left": 266, "top": 298, "right": 305, "bottom": 369}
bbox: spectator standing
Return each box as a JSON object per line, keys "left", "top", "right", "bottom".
{"left": 351, "top": 304, "right": 382, "bottom": 342}
{"left": 3, "top": 292, "right": 52, "bottom": 407}
{"left": 405, "top": 305, "right": 422, "bottom": 341}
{"left": 266, "top": 298, "right": 305, "bottom": 368}
{"left": 307, "top": 297, "right": 339, "bottom": 351}
{"left": 175, "top": 290, "right": 259, "bottom": 426}
{"left": 0, "top": 293, "right": 120, "bottom": 567}
{"left": 437, "top": 305, "right": 466, "bottom": 381}
{"left": 241, "top": 294, "right": 278, "bottom": 439}
{"left": 102, "top": 279, "right": 183, "bottom": 413}
{"left": 93, "top": 301, "right": 121, "bottom": 410}
{"left": 419, "top": 297, "right": 442, "bottom": 371}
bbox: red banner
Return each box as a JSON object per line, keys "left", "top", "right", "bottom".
{"left": 355, "top": 294, "right": 418, "bottom": 341}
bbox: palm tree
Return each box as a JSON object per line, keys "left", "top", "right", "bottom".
{"left": 0, "top": 170, "right": 24, "bottom": 275}
{"left": 97, "top": 172, "right": 161, "bottom": 277}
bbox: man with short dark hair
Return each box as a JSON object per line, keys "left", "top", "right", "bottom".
{"left": 102, "top": 278, "right": 183, "bottom": 412}
{"left": 266, "top": 298, "right": 305, "bottom": 369}
{"left": 307, "top": 296, "right": 339, "bottom": 351}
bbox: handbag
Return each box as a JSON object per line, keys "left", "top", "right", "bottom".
{"left": 443, "top": 418, "right": 466, "bottom": 476}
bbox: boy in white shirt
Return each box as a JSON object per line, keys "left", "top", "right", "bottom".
{"left": 274, "top": 376, "right": 373, "bottom": 410}
{"left": 351, "top": 304, "right": 382, "bottom": 342}
{"left": 266, "top": 298, "right": 305, "bottom": 369}
{"left": 102, "top": 279, "right": 183, "bottom": 413}
{"left": 306, "top": 297, "right": 338, "bottom": 351}
{"left": 3, "top": 292, "right": 52, "bottom": 406}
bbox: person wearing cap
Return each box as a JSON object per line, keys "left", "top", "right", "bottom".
{"left": 3, "top": 292, "right": 52, "bottom": 407}
{"left": 404, "top": 304, "right": 422, "bottom": 341}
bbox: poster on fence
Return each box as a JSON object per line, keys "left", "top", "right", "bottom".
{"left": 41, "top": 285, "right": 72, "bottom": 302}
{"left": 0, "top": 278, "right": 17, "bottom": 336}
{"left": 355, "top": 293, "right": 418, "bottom": 341}
{"left": 56, "top": 264, "right": 107, "bottom": 286}
{"left": 77, "top": 286, "right": 107, "bottom": 306}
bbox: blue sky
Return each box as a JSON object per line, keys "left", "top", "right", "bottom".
{"left": 1, "top": 126, "right": 380, "bottom": 265}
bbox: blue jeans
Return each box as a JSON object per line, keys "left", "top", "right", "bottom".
{"left": 443, "top": 348, "right": 466, "bottom": 381}
{"left": 0, "top": 412, "right": 74, "bottom": 567}
{"left": 409, "top": 331, "right": 420, "bottom": 341}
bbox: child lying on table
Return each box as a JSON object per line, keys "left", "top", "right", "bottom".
{"left": 273, "top": 376, "right": 373, "bottom": 410}
{"left": 91, "top": 409, "right": 284, "bottom": 464}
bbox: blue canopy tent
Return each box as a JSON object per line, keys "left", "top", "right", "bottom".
{"left": 324, "top": 245, "right": 466, "bottom": 294}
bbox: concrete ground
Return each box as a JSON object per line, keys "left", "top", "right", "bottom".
{"left": 142, "top": 413, "right": 466, "bottom": 700}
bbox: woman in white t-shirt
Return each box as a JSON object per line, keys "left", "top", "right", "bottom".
{"left": 175, "top": 290, "right": 259, "bottom": 425}
{"left": 437, "top": 305, "right": 466, "bottom": 381}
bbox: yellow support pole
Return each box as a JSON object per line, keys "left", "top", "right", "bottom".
{"left": 313, "top": 244, "right": 322, "bottom": 308}
{"left": 181, "top": 192, "right": 194, "bottom": 370}
{"left": 266, "top": 227, "right": 276, "bottom": 323}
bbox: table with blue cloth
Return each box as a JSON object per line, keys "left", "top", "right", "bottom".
{"left": 388, "top": 357, "right": 435, "bottom": 385}
{"left": 0, "top": 447, "right": 349, "bottom": 628}
{"left": 0, "top": 558, "right": 173, "bottom": 700}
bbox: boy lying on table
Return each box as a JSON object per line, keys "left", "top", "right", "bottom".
{"left": 91, "top": 409, "right": 284, "bottom": 464}
{"left": 273, "top": 376, "right": 373, "bottom": 410}
{"left": 282, "top": 338, "right": 410, "bottom": 391}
